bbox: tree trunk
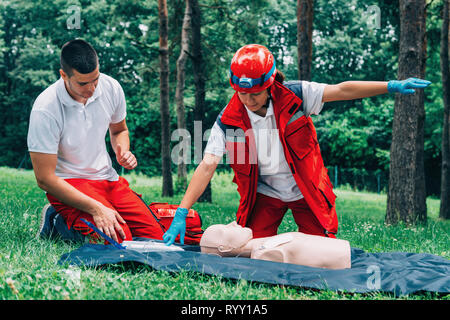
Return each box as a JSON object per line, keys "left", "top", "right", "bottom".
{"left": 158, "top": 0, "right": 173, "bottom": 197}
{"left": 175, "top": 0, "right": 192, "bottom": 192}
{"left": 386, "top": 0, "right": 427, "bottom": 225}
{"left": 191, "top": 0, "right": 211, "bottom": 202}
{"left": 297, "top": 0, "right": 314, "bottom": 81}
{"left": 440, "top": 0, "right": 450, "bottom": 219}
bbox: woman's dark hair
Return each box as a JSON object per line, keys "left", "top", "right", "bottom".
{"left": 60, "top": 39, "right": 98, "bottom": 77}
{"left": 274, "top": 70, "right": 286, "bottom": 83}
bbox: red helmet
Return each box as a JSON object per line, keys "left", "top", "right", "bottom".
{"left": 229, "top": 44, "right": 277, "bottom": 93}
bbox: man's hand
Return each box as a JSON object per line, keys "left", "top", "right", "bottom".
{"left": 163, "top": 207, "right": 188, "bottom": 246}
{"left": 387, "top": 78, "right": 431, "bottom": 95}
{"left": 91, "top": 203, "right": 127, "bottom": 243}
{"left": 116, "top": 144, "right": 137, "bottom": 170}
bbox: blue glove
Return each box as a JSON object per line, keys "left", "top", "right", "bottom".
{"left": 387, "top": 77, "right": 431, "bottom": 94}
{"left": 162, "top": 207, "right": 188, "bottom": 246}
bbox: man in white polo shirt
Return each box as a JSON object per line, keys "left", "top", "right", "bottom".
{"left": 28, "top": 39, "right": 164, "bottom": 244}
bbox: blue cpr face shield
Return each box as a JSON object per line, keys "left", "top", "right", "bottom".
{"left": 230, "top": 62, "right": 276, "bottom": 89}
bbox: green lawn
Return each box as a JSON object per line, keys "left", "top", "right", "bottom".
{"left": 0, "top": 166, "right": 448, "bottom": 300}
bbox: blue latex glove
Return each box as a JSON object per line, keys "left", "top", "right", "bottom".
{"left": 387, "top": 77, "right": 431, "bottom": 94}
{"left": 163, "top": 207, "right": 188, "bottom": 246}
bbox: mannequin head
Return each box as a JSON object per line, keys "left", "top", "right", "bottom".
{"left": 200, "top": 221, "right": 253, "bottom": 256}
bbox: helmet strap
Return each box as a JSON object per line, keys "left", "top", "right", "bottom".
{"left": 259, "top": 73, "right": 266, "bottom": 86}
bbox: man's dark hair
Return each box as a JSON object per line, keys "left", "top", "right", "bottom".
{"left": 60, "top": 39, "right": 98, "bottom": 77}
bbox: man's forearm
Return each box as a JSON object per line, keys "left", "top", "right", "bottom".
{"left": 110, "top": 129, "right": 130, "bottom": 154}
{"left": 37, "top": 175, "right": 102, "bottom": 216}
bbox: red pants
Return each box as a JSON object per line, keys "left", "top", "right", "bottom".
{"left": 246, "top": 193, "right": 335, "bottom": 238}
{"left": 46, "top": 177, "right": 164, "bottom": 243}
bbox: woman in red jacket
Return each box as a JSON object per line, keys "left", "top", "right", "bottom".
{"left": 163, "top": 44, "right": 431, "bottom": 246}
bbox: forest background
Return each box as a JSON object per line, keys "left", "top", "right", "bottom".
{"left": 0, "top": 0, "right": 446, "bottom": 197}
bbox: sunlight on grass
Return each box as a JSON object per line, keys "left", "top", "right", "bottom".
{"left": 0, "top": 167, "right": 448, "bottom": 300}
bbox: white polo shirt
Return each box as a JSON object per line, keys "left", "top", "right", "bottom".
{"left": 204, "top": 80, "right": 327, "bottom": 202}
{"left": 27, "top": 73, "right": 127, "bottom": 181}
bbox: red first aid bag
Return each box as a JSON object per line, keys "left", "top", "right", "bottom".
{"left": 148, "top": 202, "right": 203, "bottom": 245}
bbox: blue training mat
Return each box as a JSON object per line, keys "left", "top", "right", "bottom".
{"left": 58, "top": 241, "right": 450, "bottom": 296}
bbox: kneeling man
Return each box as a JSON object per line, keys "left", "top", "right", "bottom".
{"left": 28, "top": 39, "right": 163, "bottom": 244}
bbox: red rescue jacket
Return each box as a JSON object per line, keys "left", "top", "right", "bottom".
{"left": 216, "top": 80, "right": 338, "bottom": 235}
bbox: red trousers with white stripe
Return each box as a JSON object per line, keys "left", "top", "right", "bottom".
{"left": 46, "top": 177, "right": 164, "bottom": 243}
{"left": 246, "top": 193, "right": 335, "bottom": 239}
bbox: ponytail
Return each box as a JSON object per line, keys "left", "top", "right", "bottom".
{"left": 266, "top": 70, "right": 286, "bottom": 99}
{"left": 274, "top": 70, "right": 285, "bottom": 83}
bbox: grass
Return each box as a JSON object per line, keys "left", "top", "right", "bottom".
{"left": 0, "top": 166, "right": 448, "bottom": 300}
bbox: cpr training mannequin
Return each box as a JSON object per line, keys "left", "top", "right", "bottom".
{"left": 200, "top": 221, "right": 351, "bottom": 270}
